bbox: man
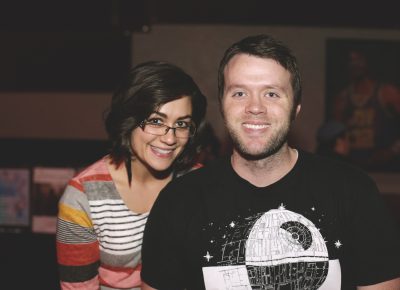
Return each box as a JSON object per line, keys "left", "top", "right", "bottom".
{"left": 141, "top": 35, "right": 400, "bottom": 289}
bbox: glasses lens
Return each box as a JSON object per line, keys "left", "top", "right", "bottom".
{"left": 176, "top": 123, "right": 196, "bottom": 138}
{"left": 143, "top": 123, "right": 164, "bottom": 136}
{"left": 175, "top": 127, "right": 190, "bottom": 138}
{"left": 142, "top": 122, "right": 195, "bottom": 138}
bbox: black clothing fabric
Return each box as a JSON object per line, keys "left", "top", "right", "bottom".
{"left": 141, "top": 150, "right": 400, "bottom": 289}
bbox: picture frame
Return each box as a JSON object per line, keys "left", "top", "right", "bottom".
{"left": 31, "top": 166, "right": 76, "bottom": 234}
{"left": 0, "top": 168, "right": 30, "bottom": 230}
{"left": 325, "top": 38, "right": 400, "bottom": 173}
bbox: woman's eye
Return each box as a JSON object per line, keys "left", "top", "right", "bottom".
{"left": 147, "top": 118, "right": 163, "bottom": 125}
{"left": 175, "top": 120, "right": 190, "bottom": 128}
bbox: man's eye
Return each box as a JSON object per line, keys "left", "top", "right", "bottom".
{"left": 233, "top": 91, "right": 245, "bottom": 97}
{"left": 266, "top": 92, "right": 279, "bottom": 98}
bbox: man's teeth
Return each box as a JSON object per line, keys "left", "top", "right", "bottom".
{"left": 243, "top": 124, "right": 268, "bottom": 129}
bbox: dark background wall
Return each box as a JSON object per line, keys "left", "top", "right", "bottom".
{"left": 1, "top": 1, "right": 399, "bottom": 289}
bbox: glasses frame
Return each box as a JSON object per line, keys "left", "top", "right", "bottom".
{"left": 139, "top": 120, "right": 196, "bottom": 139}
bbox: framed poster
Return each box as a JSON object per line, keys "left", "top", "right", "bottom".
{"left": 31, "top": 167, "right": 75, "bottom": 234}
{"left": 325, "top": 38, "right": 400, "bottom": 172}
{"left": 0, "top": 168, "right": 30, "bottom": 229}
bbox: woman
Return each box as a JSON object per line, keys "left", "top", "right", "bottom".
{"left": 56, "top": 61, "right": 207, "bottom": 289}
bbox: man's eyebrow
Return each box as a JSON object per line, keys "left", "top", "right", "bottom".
{"left": 226, "top": 84, "right": 286, "bottom": 91}
{"left": 225, "top": 84, "right": 247, "bottom": 91}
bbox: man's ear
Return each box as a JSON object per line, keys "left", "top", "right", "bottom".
{"left": 291, "top": 104, "right": 301, "bottom": 121}
{"left": 295, "top": 104, "right": 301, "bottom": 117}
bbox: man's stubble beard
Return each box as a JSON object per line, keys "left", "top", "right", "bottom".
{"left": 223, "top": 106, "right": 297, "bottom": 161}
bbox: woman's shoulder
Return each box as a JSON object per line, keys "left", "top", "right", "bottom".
{"left": 72, "top": 156, "right": 112, "bottom": 184}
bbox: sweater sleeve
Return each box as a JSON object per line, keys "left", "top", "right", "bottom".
{"left": 56, "top": 179, "right": 100, "bottom": 290}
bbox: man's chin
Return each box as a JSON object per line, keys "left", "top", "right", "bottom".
{"left": 234, "top": 140, "right": 286, "bottom": 161}
{"left": 235, "top": 146, "right": 273, "bottom": 160}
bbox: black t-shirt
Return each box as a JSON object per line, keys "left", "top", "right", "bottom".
{"left": 141, "top": 150, "right": 400, "bottom": 289}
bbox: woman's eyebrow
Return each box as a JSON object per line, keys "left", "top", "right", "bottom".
{"left": 177, "top": 115, "right": 193, "bottom": 120}
{"left": 151, "top": 111, "right": 192, "bottom": 120}
{"left": 151, "top": 111, "right": 167, "bottom": 118}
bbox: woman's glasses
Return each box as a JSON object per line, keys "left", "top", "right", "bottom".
{"left": 139, "top": 120, "right": 196, "bottom": 139}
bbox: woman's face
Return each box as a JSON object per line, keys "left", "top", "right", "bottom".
{"left": 130, "top": 96, "right": 193, "bottom": 172}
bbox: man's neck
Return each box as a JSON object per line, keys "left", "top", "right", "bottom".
{"left": 230, "top": 145, "right": 298, "bottom": 187}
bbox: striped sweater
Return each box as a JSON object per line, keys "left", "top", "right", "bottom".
{"left": 56, "top": 157, "right": 148, "bottom": 290}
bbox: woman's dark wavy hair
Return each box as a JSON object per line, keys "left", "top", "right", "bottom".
{"left": 104, "top": 61, "right": 207, "bottom": 180}
{"left": 218, "top": 34, "right": 302, "bottom": 117}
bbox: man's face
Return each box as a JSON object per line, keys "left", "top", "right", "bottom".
{"left": 348, "top": 50, "right": 368, "bottom": 81}
{"left": 221, "top": 54, "right": 300, "bottom": 159}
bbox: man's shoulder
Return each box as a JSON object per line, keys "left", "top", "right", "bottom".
{"left": 155, "top": 157, "right": 230, "bottom": 209}
{"left": 167, "top": 157, "right": 229, "bottom": 191}
{"left": 299, "top": 149, "right": 375, "bottom": 185}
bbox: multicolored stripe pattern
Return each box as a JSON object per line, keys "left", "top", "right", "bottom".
{"left": 56, "top": 157, "right": 147, "bottom": 289}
